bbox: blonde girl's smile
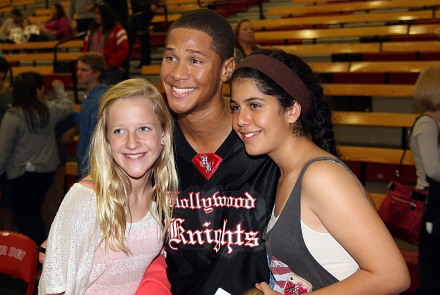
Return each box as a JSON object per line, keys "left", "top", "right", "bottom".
{"left": 107, "top": 98, "right": 164, "bottom": 180}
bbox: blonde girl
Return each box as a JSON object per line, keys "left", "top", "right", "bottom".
{"left": 39, "top": 78, "right": 178, "bottom": 295}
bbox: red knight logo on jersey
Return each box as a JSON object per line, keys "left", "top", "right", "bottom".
{"left": 192, "top": 153, "right": 223, "bottom": 180}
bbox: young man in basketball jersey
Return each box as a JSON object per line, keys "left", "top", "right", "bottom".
{"left": 137, "top": 9, "right": 279, "bottom": 295}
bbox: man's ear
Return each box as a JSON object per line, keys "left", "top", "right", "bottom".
{"left": 287, "top": 102, "right": 302, "bottom": 124}
{"left": 93, "top": 70, "right": 101, "bottom": 80}
{"left": 220, "top": 57, "right": 235, "bottom": 83}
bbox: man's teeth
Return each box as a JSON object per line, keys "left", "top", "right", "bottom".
{"left": 173, "top": 86, "right": 195, "bottom": 94}
{"left": 244, "top": 132, "right": 259, "bottom": 138}
{"left": 125, "top": 153, "right": 145, "bottom": 159}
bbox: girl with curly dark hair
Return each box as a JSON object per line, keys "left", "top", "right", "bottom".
{"left": 230, "top": 49, "right": 410, "bottom": 295}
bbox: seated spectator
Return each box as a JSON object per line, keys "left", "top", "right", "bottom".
{"left": 233, "top": 18, "right": 260, "bottom": 65}
{"left": 22, "top": 18, "right": 41, "bottom": 43}
{"left": 0, "top": 9, "right": 23, "bottom": 43}
{"left": 8, "top": 26, "right": 24, "bottom": 44}
{"left": 83, "top": 3, "right": 129, "bottom": 85}
{"left": 43, "top": 3, "right": 70, "bottom": 40}
{"left": 0, "top": 72, "right": 72, "bottom": 246}
{"left": 28, "top": 3, "right": 70, "bottom": 42}
{"left": 60, "top": 52, "right": 108, "bottom": 178}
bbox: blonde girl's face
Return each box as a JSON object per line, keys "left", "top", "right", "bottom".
{"left": 107, "top": 97, "right": 164, "bottom": 181}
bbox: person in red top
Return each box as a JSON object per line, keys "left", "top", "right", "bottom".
{"left": 82, "top": 3, "right": 129, "bottom": 85}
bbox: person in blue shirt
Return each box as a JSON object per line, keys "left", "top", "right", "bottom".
{"left": 60, "top": 52, "right": 108, "bottom": 177}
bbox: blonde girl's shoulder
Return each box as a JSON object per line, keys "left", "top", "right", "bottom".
{"left": 77, "top": 176, "right": 95, "bottom": 190}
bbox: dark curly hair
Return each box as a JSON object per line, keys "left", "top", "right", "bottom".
{"left": 167, "top": 9, "right": 234, "bottom": 63}
{"left": 49, "top": 3, "right": 66, "bottom": 21}
{"left": 231, "top": 48, "right": 339, "bottom": 157}
{"left": 90, "top": 3, "right": 119, "bottom": 34}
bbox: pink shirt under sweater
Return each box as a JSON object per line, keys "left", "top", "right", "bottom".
{"left": 84, "top": 208, "right": 163, "bottom": 295}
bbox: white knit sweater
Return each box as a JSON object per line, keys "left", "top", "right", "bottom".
{"left": 38, "top": 184, "right": 163, "bottom": 295}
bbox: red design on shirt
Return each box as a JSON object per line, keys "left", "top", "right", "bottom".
{"left": 192, "top": 153, "right": 223, "bottom": 180}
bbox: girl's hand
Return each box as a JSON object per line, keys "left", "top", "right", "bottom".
{"left": 38, "top": 239, "right": 48, "bottom": 263}
{"left": 255, "top": 282, "right": 281, "bottom": 295}
{"left": 84, "top": 5, "right": 94, "bottom": 13}
{"left": 52, "top": 79, "right": 64, "bottom": 87}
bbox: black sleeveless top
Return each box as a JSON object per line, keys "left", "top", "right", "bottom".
{"left": 263, "top": 157, "right": 366, "bottom": 291}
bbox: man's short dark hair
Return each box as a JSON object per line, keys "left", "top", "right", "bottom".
{"left": 167, "top": 9, "right": 234, "bottom": 63}
{"left": 11, "top": 9, "right": 22, "bottom": 17}
{"left": 0, "top": 57, "right": 10, "bottom": 81}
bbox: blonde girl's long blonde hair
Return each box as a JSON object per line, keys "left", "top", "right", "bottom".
{"left": 88, "top": 78, "right": 179, "bottom": 254}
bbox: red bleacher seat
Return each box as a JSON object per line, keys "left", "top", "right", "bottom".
{"left": 388, "top": 73, "right": 419, "bottom": 85}
{"left": 332, "top": 73, "right": 386, "bottom": 84}
{"left": 362, "top": 52, "right": 417, "bottom": 61}
{"left": 389, "top": 34, "right": 436, "bottom": 42}
{"left": 343, "top": 162, "right": 417, "bottom": 185}
{"left": 150, "top": 32, "right": 167, "bottom": 47}
{"left": 420, "top": 52, "right": 440, "bottom": 60}
{"left": 42, "top": 73, "right": 74, "bottom": 89}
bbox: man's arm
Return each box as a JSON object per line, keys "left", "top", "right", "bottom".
{"left": 135, "top": 254, "right": 171, "bottom": 295}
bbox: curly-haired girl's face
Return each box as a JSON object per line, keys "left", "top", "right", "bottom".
{"left": 230, "top": 79, "right": 298, "bottom": 157}
{"left": 107, "top": 98, "right": 164, "bottom": 182}
{"left": 94, "top": 8, "right": 102, "bottom": 25}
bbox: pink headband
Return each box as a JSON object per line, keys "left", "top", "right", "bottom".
{"left": 236, "top": 54, "right": 311, "bottom": 114}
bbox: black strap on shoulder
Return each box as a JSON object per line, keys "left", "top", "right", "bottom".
{"left": 396, "top": 114, "right": 440, "bottom": 179}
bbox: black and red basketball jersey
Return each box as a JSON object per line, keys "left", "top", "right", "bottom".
{"left": 166, "top": 120, "right": 280, "bottom": 295}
